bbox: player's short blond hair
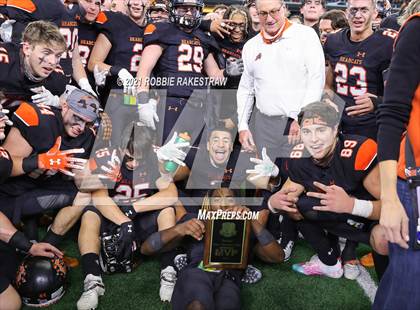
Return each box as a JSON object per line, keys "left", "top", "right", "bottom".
{"left": 22, "top": 21, "right": 67, "bottom": 51}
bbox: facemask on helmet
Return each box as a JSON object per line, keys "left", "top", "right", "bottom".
{"left": 169, "top": 0, "right": 204, "bottom": 30}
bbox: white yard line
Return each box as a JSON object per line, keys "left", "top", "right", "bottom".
{"left": 356, "top": 266, "right": 377, "bottom": 304}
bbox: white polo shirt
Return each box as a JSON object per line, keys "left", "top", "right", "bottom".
{"left": 237, "top": 22, "right": 325, "bottom": 131}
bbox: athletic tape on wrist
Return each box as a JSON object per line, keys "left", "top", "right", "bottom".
{"left": 352, "top": 199, "right": 373, "bottom": 218}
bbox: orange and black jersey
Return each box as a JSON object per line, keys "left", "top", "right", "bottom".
{"left": 0, "top": 43, "right": 68, "bottom": 104}
{"left": 12, "top": 101, "right": 95, "bottom": 156}
{"left": 143, "top": 22, "right": 219, "bottom": 98}
{"left": 90, "top": 146, "right": 159, "bottom": 205}
{"left": 2, "top": 0, "right": 81, "bottom": 78}
{"left": 216, "top": 37, "right": 245, "bottom": 88}
{"left": 0, "top": 147, "right": 12, "bottom": 183}
{"left": 377, "top": 14, "right": 420, "bottom": 178}
{"left": 95, "top": 11, "right": 144, "bottom": 89}
{"left": 285, "top": 134, "right": 377, "bottom": 199}
{"left": 324, "top": 28, "right": 396, "bottom": 128}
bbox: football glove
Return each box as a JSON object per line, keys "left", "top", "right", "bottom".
{"left": 225, "top": 58, "right": 244, "bottom": 77}
{"left": 78, "top": 78, "right": 97, "bottom": 97}
{"left": 155, "top": 132, "right": 190, "bottom": 166}
{"left": 116, "top": 221, "right": 135, "bottom": 261}
{"left": 30, "top": 86, "right": 60, "bottom": 108}
{"left": 137, "top": 92, "right": 159, "bottom": 130}
{"left": 97, "top": 149, "right": 122, "bottom": 182}
{"left": 246, "top": 147, "right": 279, "bottom": 181}
{"left": 116, "top": 68, "right": 136, "bottom": 95}
{"left": 93, "top": 64, "right": 108, "bottom": 87}
{"left": 0, "top": 19, "right": 15, "bottom": 43}
{"left": 37, "top": 137, "right": 87, "bottom": 176}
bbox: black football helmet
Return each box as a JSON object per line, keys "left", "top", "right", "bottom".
{"left": 169, "top": 0, "right": 204, "bottom": 29}
{"left": 15, "top": 256, "right": 67, "bottom": 307}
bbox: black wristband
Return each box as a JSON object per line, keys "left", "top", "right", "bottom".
{"left": 9, "top": 231, "right": 32, "bottom": 253}
{"left": 22, "top": 154, "right": 39, "bottom": 173}
{"left": 109, "top": 65, "right": 123, "bottom": 76}
{"left": 136, "top": 91, "right": 149, "bottom": 105}
{"left": 200, "top": 19, "right": 212, "bottom": 32}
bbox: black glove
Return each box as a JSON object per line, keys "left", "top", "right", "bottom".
{"left": 116, "top": 221, "right": 135, "bottom": 261}
{"left": 120, "top": 205, "right": 137, "bottom": 220}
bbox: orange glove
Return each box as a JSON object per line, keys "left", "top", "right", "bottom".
{"left": 37, "top": 137, "right": 87, "bottom": 176}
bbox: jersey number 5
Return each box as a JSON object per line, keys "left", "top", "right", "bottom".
{"left": 335, "top": 63, "right": 367, "bottom": 97}
{"left": 178, "top": 44, "right": 204, "bottom": 73}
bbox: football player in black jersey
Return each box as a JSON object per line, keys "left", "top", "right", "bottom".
{"left": 269, "top": 102, "right": 388, "bottom": 279}
{"left": 0, "top": 21, "right": 68, "bottom": 105}
{"left": 136, "top": 0, "right": 232, "bottom": 146}
{"left": 1, "top": 0, "right": 96, "bottom": 96}
{"left": 324, "top": 0, "right": 396, "bottom": 140}
{"left": 76, "top": 123, "right": 178, "bottom": 309}
{"left": 88, "top": 0, "right": 147, "bottom": 144}
{"left": 215, "top": 6, "right": 249, "bottom": 130}
{"left": 0, "top": 88, "right": 99, "bottom": 249}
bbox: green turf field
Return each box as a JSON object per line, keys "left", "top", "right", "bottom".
{"left": 24, "top": 237, "right": 376, "bottom": 310}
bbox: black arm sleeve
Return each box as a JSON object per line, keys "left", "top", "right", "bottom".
{"left": 377, "top": 18, "right": 420, "bottom": 162}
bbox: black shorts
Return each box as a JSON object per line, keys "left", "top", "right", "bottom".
{"left": 171, "top": 267, "right": 241, "bottom": 310}
{"left": 0, "top": 179, "right": 78, "bottom": 224}
{"left": 82, "top": 206, "right": 161, "bottom": 244}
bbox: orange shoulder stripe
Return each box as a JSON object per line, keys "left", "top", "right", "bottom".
{"left": 96, "top": 11, "right": 108, "bottom": 24}
{"left": 354, "top": 139, "right": 377, "bottom": 171}
{"left": 14, "top": 101, "right": 39, "bottom": 126}
{"left": 144, "top": 23, "right": 156, "bottom": 35}
{"left": 7, "top": 0, "right": 36, "bottom": 13}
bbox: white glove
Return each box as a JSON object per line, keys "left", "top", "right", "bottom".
{"left": 93, "top": 64, "right": 108, "bottom": 87}
{"left": 78, "top": 78, "right": 97, "bottom": 97}
{"left": 246, "top": 147, "right": 279, "bottom": 181}
{"left": 138, "top": 98, "right": 159, "bottom": 130}
{"left": 225, "top": 58, "right": 244, "bottom": 77}
{"left": 117, "top": 68, "right": 136, "bottom": 95}
{"left": 0, "top": 106, "right": 13, "bottom": 126}
{"left": 0, "top": 19, "right": 15, "bottom": 43}
{"left": 155, "top": 132, "right": 190, "bottom": 166}
{"left": 97, "top": 149, "right": 122, "bottom": 182}
{"left": 30, "top": 86, "right": 60, "bottom": 107}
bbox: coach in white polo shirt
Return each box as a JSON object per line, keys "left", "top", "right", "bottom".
{"left": 237, "top": 0, "right": 325, "bottom": 160}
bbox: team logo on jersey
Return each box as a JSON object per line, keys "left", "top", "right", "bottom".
{"left": 356, "top": 51, "right": 366, "bottom": 58}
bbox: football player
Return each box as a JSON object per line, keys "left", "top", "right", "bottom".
{"left": 324, "top": 0, "right": 397, "bottom": 140}
{"left": 269, "top": 102, "right": 389, "bottom": 279}
{"left": 76, "top": 123, "right": 178, "bottom": 309}
{"left": 88, "top": 0, "right": 147, "bottom": 143}
{"left": 0, "top": 211, "right": 63, "bottom": 310}
{"left": 136, "top": 0, "right": 232, "bottom": 145}
{"left": 0, "top": 88, "right": 99, "bottom": 246}
{"left": 0, "top": 21, "right": 68, "bottom": 105}
{"left": 1, "top": 0, "right": 96, "bottom": 96}
{"left": 215, "top": 6, "right": 249, "bottom": 130}
{"left": 141, "top": 188, "right": 284, "bottom": 310}
{"left": 146, "top": 0, "right": 169, "bottom": 23}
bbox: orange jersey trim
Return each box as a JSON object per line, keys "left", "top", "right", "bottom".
{"left": 144, "top": 23, "right": 156, "bottom": 35}
{"left": 6, "top": 0, "right": 36, "bottom": 13}
{"left": 14, "top": 101, "right": 39, "bottom": 126}
{"left": 96, "top": 11, "right": 108, "bottom": 24}
{"left": 354, "top": 139, "right": 377, "bottom": 171}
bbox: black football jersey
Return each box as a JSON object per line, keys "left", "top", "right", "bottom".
{"left": 3, "top": 0, "right": 81, "bottom": 79}
{"left": 324, "top": 28, "right": 396, "bottom": 128}
{"left": 91, "top": 146, "right": 159, "bottom": 205}
{"left": 95, "top": 11, "right": 144, "bottom": 90}
{"left": 0, "top": 147, "right": 12, "bottom": 183}
{"left": 285, "top": 134, "right": 377, "bottom": 199}
{"left": 0, "top": 43, "right": 68, "bottom": 104}
{"left": 143, "top": 22, "right": 219, "bottom": 98}
{"left": 184, "top": 144, "right": 254, "bottom": 202}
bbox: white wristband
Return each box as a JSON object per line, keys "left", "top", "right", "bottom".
{"left": 352, "top": 199, "right": 373, "bottom": 218}
{"left": 267, "top": 199, "right": 279, "bottom": 214}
